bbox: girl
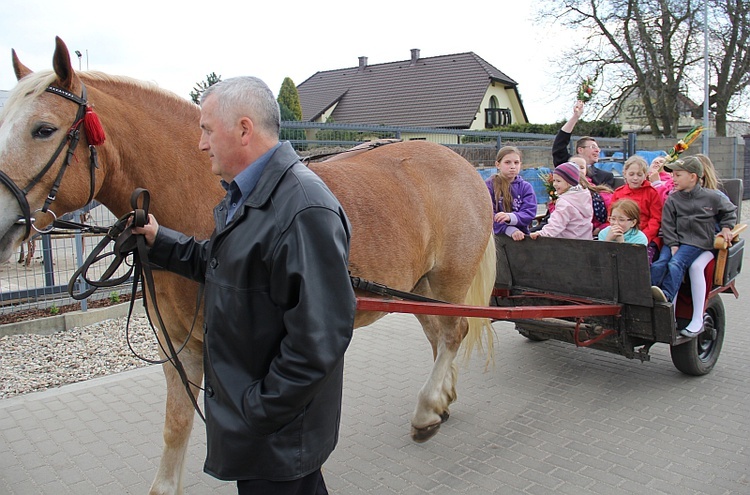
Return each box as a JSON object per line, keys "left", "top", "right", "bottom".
{"left": 597, "top": 199, "right": 647, "bottom": 245}
{"left": 530, "top": 162, "right": 593, "bottom": 240}
{"left": 570, "top": 154, "right": 613, "bottom": 236}
{"left": 647, "top": 154, "right": 673, "bottom": 203}
{"left": 683, "top": 154, "right": 729, "bottom": 334}
{"left": 612, "top": 155, "right": 663, "bottom": 256}
{"left": 486, "top": 146, "right": 537, "bottom": 240}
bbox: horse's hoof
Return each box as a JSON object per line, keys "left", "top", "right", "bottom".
{"left": 411, "top": 422, "right": 441, "bottom": 443}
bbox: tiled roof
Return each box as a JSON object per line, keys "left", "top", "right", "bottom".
{"left": 297, "top": 51, "right": 519, "bottom": 129}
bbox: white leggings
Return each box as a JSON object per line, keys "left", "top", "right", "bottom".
{"left": 686, "top": 250, "right": 715, "bottom": 331}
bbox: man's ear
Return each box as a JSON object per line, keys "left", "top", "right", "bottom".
{"left": 239, "top": 117, "right": 254, "bottom": 144}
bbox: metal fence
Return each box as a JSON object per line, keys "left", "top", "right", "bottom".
{"left": 0, "top": 204, "right": 132, "bottom": 317}
{"left": 0, "top": 123, "right": 663, "bottom": 318}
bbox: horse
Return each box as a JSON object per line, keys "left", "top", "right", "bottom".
{"left": 0, "top": 37, "right": 496, "bottom": 495}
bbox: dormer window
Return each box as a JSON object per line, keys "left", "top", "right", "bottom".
{"left": 485, "top": 96, "right": 511, "bottom": 127}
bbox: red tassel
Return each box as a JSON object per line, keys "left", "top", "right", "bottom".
{"left": 83, "top": 106, "right": 106, "bottom": 146}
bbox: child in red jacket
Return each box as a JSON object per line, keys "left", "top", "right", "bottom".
{"left": 611, "top": 155, "right": 664, "bottom": 260}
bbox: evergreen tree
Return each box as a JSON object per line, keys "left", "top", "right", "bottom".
{"left": 277, "top": 77, "right": 303, "bottom": 121}
{"left": 190, "top": 72, "right": 222, "bottom": 105}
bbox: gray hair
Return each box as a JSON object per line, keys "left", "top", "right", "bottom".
{"left": 200, "top": 76, "right": 280, "bottom": 138}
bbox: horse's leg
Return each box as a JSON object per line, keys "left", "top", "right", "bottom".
{"left": 410, "top": 312, "right": 468, "bottom": 442}
{"left": 149, "top": 347, "right": 204, "bottom": 495}
{"left": 25, "top": 239, "right": 34, "bottom": 267}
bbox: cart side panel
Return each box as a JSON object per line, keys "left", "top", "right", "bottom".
{"left": 495, "top": 236, "right": 653, "bottom": 307}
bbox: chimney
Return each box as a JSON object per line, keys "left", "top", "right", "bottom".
{"left": 358, "top": 56, "right": 368, "bottom": 72}
{"left": 410, "top": 48, "right": 420, "bottom": 66}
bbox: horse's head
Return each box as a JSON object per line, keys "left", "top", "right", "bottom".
{"left": 0, "top": 37, "right": 102, "bottom": 262}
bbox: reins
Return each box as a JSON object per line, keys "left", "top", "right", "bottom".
{"left": 67, "top": 189, "right": 205, "bottom": 422}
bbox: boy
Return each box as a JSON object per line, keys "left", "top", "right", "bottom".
{"left": 650, "top": 156, "right": 736, "bottom": 337}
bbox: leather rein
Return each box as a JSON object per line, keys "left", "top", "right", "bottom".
{"left": 67, "top": 188, "right": 206, "bottom": 422}
{"left": 0, "top": 84, "right": 98, "bottom": 239}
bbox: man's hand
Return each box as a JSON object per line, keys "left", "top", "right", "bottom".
{"left": 131, "top": 213, "right": 160, "bottom": 247}
{"left": 572, "top": 100, "right": 584, "bottom": 119}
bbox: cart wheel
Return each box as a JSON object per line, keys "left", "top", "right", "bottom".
{"left": 670, "top": 296, "right": 725, "bottom": 376}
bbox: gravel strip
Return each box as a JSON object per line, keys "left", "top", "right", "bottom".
{"left": 0, "top": 314, "right": 160, "bottom": 399}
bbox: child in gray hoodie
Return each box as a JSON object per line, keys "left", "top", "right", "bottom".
{"left": 650, "top": 156, "right": 736, "bottom": 337}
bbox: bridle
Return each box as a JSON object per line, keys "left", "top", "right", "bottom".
{"left": 0, "top": 83, "right": 99, "bottom": 239}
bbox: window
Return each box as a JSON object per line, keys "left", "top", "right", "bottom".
{"left": 485, "top": 108, "right": 511, "bottom": 127}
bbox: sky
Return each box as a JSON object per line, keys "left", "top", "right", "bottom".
{"left": 0, "top": 0, "right": 579, "bottom": 124}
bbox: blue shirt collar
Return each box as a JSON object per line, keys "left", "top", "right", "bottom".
{"left": 221, "top": 142, "right": 282, "bottom": 222}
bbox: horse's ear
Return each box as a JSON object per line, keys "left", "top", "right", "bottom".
{"left": 11, "top": 49, "right": 33, "bottom": 81}
{"left": 51, "top": 36, "right": 75, "bottom": 90}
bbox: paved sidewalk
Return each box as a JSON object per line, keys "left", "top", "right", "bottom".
{"left": 2, "top": 259, "right": 750, "bottom": 494}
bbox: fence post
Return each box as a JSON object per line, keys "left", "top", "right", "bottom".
{"left": 74, "top": 229, "right": 88, "bottom": 312}
{"left": 627, "top": 132, "right": 637, "bottom": 157}
{"left": 41, "top": 234, "right": 55, "bottom": 288}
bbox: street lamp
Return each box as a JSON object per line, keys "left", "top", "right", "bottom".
{"left": 74, "top": 50, "right": 82, "bottom": 71}
{"left": 702, "top": 1, "right": 709, "bottom": 154}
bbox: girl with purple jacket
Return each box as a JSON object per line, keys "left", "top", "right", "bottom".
{"left": 485, "top": 146, "right": 538, "bottom": 241}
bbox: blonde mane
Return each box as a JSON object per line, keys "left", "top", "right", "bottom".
{"left": 1, "top": 70, "right": 196, "bottom": 121}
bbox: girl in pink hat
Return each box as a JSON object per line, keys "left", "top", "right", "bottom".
{"left": 530, "top": 162, "right": 593, "bottom": 240}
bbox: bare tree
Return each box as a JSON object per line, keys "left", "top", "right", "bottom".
{"left": 703, "top": 0, "right": 750, "bottom": 136}
{"left": 539, "top": 0, "right": 749, "bottom": 137}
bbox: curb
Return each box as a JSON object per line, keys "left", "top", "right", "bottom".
{"left": 0, "top": 299, "right": 145, "bottom": 338}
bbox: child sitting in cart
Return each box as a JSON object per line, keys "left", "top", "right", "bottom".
{"left": 570, "top": 154, "right": 613, "bottom": 237}
{"left": 650, "top": 156, "right": 737, "bottom": 337}
{"left": 530, "top": 162, "right": 593, "bottom": 240}
{"left": 598, "top": 199, "right": 647, "bottom": 245}
{"left": 486, "top": 146, "right": 537, "bottom": 241}
{"left": 612, "top": 155, "right": 664, "bottom": 261}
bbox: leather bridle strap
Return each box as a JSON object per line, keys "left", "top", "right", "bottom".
{"left": 67, "top": 188, "right": 205, "bottom": 422}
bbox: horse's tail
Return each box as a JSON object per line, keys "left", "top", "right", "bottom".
{"left": 462, "top": 233, "right": 497, "bottom": 367}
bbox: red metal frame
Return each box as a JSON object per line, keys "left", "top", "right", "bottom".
{"left": 356, "top": 296, "right": 621, "bottom": 319}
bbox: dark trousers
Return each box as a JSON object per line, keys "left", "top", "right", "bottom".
{"left": 237, "top": 468, "right": 328, "bottom": 495}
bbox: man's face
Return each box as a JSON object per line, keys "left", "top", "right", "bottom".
{"left": 199, "top": 96, "right": 243, "bottom": 181}
{"left": 576, "top": 140, "right": 600, "bottom": 165}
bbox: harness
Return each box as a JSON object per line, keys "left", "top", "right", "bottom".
{"left": 0, "top": 84, "right": 102, "bottom": 239}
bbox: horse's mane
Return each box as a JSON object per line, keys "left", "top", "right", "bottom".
{"left": 1, "top": 71, "right": 58, "bottom": 119}
{"left": 1, "top": 70, "right": 197, "bottom": 120}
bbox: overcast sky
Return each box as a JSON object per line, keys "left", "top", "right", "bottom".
{"left": 1, "top": 0, "right": 581, "bottom": 124}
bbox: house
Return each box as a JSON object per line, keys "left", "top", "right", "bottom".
{"left": 296, "top": 49, "right": 528, "bottom": 130}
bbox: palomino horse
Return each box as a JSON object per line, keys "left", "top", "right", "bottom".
{"left": 0, "top": 38, "right": 496, "bottom": 495}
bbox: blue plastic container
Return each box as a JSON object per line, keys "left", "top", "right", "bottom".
{"left": 520, "top": 167, "right": 552, "bottom": 204}
{"left": 476, "top": 167, "right": 497, "bottom": 181}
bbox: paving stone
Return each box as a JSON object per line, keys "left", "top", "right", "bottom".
{"left": 2, "top": 250, "right": 750, "bottom": 494}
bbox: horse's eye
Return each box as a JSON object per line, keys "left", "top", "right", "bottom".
{"left": 32, "top": 124, "right": 57, "bottom": 139}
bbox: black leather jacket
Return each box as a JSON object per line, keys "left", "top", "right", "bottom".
{"left": 149, "top": 142, "right": 356, "bottom": 481}
{"left": 552, "top": 130, "right": 615, "bottom": 188}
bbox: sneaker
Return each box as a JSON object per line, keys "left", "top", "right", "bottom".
{"left": 680, "top": 326, "right": 705, "bottom": 338}
{"left": 651, "top": 286, "right": 667, "bottom": 302}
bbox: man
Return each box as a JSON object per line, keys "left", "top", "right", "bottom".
{"left": 133, "top": 76, "right": 356, "bottom": 494}
{"left": 552, "top": 100, "right": 615, "bottom": 188}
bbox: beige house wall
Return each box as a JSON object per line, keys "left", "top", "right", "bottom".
{"left": 470, "top": 83, "right": 527, "bottom": 131}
